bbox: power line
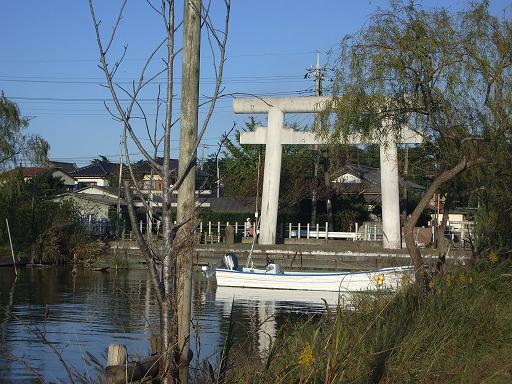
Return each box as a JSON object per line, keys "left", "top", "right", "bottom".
{"left": 0, "top": 50, "right": 321, "bottom": 64}
{"left": 0, "top": 74, "right": 309, "bottom": 85}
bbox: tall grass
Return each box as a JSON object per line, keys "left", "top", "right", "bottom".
{"left": 225, "top": 262, "right": 512, "bottom": 383}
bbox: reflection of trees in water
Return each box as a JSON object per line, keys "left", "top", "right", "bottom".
{"left": 0, "top": 272, "right": 17, "bottom": 379}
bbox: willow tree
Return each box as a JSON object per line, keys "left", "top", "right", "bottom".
{"left": 325, "top": 1, "right": 511, "bottom": 278}
{"left": 0, "top": 94, "right": 48, "bottom": 171}
{"left": 89, "top": 0, "right": 230, "bottom": 382}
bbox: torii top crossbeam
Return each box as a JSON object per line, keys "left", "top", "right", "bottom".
{"left": 233, "top": 96, "right": 422, "bottom": 249}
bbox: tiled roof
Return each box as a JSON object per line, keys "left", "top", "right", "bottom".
{"left": 20, "top": 167, "right": 45, "bottom": 178}
{"left": 71, "top": 161, "right": 120, "bottom": 177}
{"left": 333, "top": 163, "right": 425, "bottom": 191}
{"left": 55, "top": 192, "right": 125, "bottom": 206}
{"left": 49, "top": 161, "right": 77, "bottom": 173}
{"left": 147, "top": 195, "right": 255, "bottom": 213}
{"left": 133, "top": 157, "right": 179, "bottom": 174}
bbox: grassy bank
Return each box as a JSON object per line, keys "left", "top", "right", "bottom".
{"left": 223, "top": 262, "right": 512, "bottom": 383}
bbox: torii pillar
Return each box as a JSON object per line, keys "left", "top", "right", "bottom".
{"left": 233, "top": 97, "right": 422, "bottom": 249}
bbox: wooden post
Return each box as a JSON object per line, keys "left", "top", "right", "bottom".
{"left": 316, "top": 223, "right": 319, "bottom": 239}
{"left": 102, "top": 342, "right": 160, "bottom": 384}
{"left": 175, "top": 0, "right": 201, "bottom": 381}
{"left": 107, "top": 344, "right": 127, "bottom": 367}
{"left": 288, "top": 223, "right": 292, "bottom": 238}
{"left": 355, "top": 222, "right": 359, "bottom": 241}
{"left": 6, "top": 218, "right": 17, "bottom": 276}
{"left": 307, "top": 223, "right": 310, "bottom": 239}
{"left": 325, "top": 222, "right": 329, "bottom": 240}
{"left": 298, "top": 223, "right": 301, "bottom": 239}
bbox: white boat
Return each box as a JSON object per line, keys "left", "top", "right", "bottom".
{"left": 203, "top": 253, "right": 413, "bottom": 292}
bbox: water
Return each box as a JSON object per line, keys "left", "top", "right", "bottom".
{"left": 0, "top": 267, "right": 351, "bottom": 382}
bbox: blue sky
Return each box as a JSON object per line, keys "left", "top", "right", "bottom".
{"left": 1, "top": 0, "right": 510, "bottom": 167}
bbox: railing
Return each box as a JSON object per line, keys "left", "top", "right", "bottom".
{"left": 440, "top": 220, "right": 474, "bottom": 248}
{"left": 286, "top": 222, "right": 362, "bottom": 241}
{"left": 79, "top": 217, "right": 111, "bottom": 236}
{"left": 120, "top": 220, "right": 387, "bottom": 244}
{"left": 122, "top": 220, "right": 253, "bottom": 243}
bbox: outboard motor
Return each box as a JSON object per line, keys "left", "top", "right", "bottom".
{"left": 221, "top": 252, "right": 239, "bottom": 270}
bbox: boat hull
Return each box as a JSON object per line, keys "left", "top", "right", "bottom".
{"left": 214, "top": 266, "right": 412, "bottom": 292}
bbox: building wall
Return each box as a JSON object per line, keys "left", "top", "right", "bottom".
{"left": 52, "top": 170, "right": 75, "bottom": 188}
{"left": 76, "top": 186, "right": 117, "bottom": 198}
{"left": 58, "top": 195, "right": 110, "bottom": 220}
{"left": 75, "top": 177, "right": 109, "bottom": 187}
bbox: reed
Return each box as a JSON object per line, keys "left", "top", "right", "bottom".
{"left": 225, "top": 261, "right": 512, "bottom": 383}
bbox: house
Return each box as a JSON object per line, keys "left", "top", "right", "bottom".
{"left": 71, "top": 160, "right": 120, "bottom": 188}
{"left": 76, "top": 185, "right": 119, "bottom": 199}
{"left": 135, "top": 157, "right": 212, "bottom": 196}
{"left": 331, "top": 164, "right": 424, "bottom": 203}
{"left": 48, "top": 160, "right": 77, "bottom": 174}
{"left": 52, "top": 189, "right": 126, "bottom": 236}
{"left": 18, "top": 166, "right": 76, "bottom": 191}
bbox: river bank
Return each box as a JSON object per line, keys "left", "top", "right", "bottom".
{"left": 223, "top": 261, "right": 512, "bottom": 383}
{"left": 98, "top": 240, "right": 471, "bottom": 271}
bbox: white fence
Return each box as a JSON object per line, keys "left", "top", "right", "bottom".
{"left": 123, "top": 220, "right": 388, "bottom": 244}
{"left": 439, "top": 220, "right": 474, "bottom": 246}
{"left": 123, "top": 220, "right": 253, "bottom": 243}
{"left": 286, "top": 222, "right": 360, "bottom": 241}
{"left": 121, "top": 219, "right": 473, "bottom": 248}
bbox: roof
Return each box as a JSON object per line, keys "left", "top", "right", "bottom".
{"left": 206, "top": 197, "right": 255, "bottom": 213}
{"left": 133, "top": 157, "right": 179, "bottom": 174}
{"left": 143, "top": 195, "right": 254, "bottom": 213}
{"left": 20, "top": 167, "right": 45, "bottom": 178}
{"left": 330, "top": 163, "right": 425, "bottom": 203}
{"left": 134, "top": 157, "right": 210, "bottom": 179}
{"left": 54, "top": 192, "right": 125, "bottom": 206}
{"left": 75, "top": 185, "right": 119, "bottom": 197}
{"left": 71, "top": 161, "right": 120, "bottom": 178}
{"left": 49, "top": 161, "right": 77, "bottom": 173}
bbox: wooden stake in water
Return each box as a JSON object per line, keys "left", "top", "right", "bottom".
{"left": 6, "top": 218, "right": 17, "bottom": 276}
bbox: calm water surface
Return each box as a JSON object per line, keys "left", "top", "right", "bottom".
{"left": 0, "top": 267, "right": 351, "bottom": 382}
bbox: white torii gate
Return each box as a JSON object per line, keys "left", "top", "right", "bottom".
{"left": 233, "top": 96, "right": 422, "bottom": 249}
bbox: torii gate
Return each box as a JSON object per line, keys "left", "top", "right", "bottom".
{"left": 233, "top": 96, "right": 422, "bottom": 249}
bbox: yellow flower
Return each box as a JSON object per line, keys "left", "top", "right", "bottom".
{"left": 373, "top": 273, "right": 385, "bottom": 286}
{"left": 458, "top": 275, "right": 466, "bottom": 283}
{"left": 428, "top": 280, "right": 435, "bottom": 289}
{"left": 488, "top": 252, "right": 499, "bottom": 263}
{"left": 299, "top": 344, "right": 314, "bottom": 368}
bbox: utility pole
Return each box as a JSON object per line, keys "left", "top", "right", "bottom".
{"left": 176, "top": 0, "right": 201, "bottom": 382}
{"left": 116, "top": 133, "right": 125, "bottom": 238}
{"left": 401, "top": 146, "right": 409, "bottom": 227}
{"left": 216, "top": 156, "right": 220, "bottom": 198}
{"left": 308, "top": 53, "right": 331, "bottom": 227}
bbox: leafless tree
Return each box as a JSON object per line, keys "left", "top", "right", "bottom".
{"left": 88, "top": 0, "right": 230, "bottom": 382}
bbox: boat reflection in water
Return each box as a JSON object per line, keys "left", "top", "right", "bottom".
{"left": 211, "top": 285, "right": 357, "bottom": 356}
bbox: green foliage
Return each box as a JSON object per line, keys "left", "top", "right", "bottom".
{"left": 220, "top": 117, "right": 315, "bottom": 204}
{"left": 325, "top": 0, "right": 512, "bottom": 255}
{"left": 36, "top": 226, "right": 64, "bottom": 264}
{"left": 0, "top": 169, "right": 100, "bottom": 264}
{"left": 0, "top": 94, "right": 48, "bottom": 171}
{"left": 227, "top": 263, "right": 512, "bottom": 383}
